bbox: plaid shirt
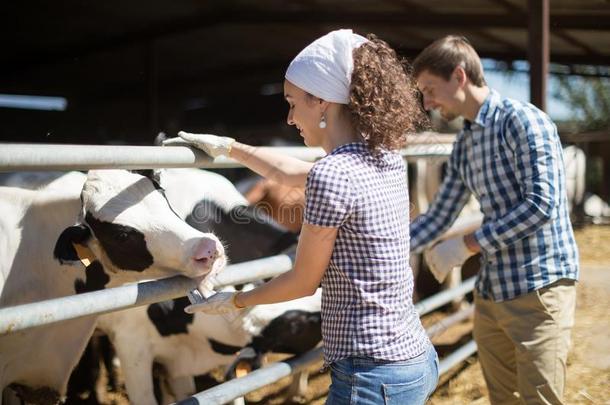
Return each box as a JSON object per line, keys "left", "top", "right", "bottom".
{"left": 410, "top": 89, "right": 579, "bottom": 301}
{"left": 305, "top": 142, "right": 430, "bottom": 367}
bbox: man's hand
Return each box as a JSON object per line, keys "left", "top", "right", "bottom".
{"left": 163, "top": 131, "right": 235, "bottom": 158}
{"left": 424, "top": 236, "right": 476, "bottom": 283}
{"left": 184, "top": 292, "right": 242, "bottom": 314}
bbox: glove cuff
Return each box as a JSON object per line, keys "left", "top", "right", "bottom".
{"left": 232, "top": 291, "right": 246, "bottom": 309}
{"left": 223, "top": 137, "right": 235, "bottom": 155}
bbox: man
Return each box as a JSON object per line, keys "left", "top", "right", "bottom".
{"left": 410, "top": 35, "right": 579, "bottom": 405}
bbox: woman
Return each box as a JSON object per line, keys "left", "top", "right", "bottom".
{"left": 177, "top": 29, "right": 438, "bottom": 404}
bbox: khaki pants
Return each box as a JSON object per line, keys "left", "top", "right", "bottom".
{"left": 473, "top": 279, "right": 576, "bottom": 405}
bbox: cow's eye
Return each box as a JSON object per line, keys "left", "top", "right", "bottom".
{"left": 117, "top": 232, "right": 129, "bottom": 241}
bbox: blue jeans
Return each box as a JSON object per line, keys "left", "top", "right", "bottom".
{"left": 326, "top": 345, "right": 439, "bottom": 405}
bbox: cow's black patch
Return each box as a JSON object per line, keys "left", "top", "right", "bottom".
{"left": 223, "top": 347, "right": 262, "bottom": 380}
{"left": 85, "top": 212, "right": 153, "bottom": 272}
{"left": 9, "top": 383, "right": 61, "bottom": 405}
{"left": 131, "top": 170, "right": 162, "bottom": 190}
{"left": 208, "top": 338, "right": 243, "bottom": 355}
{"left": 270, "top": 231, "right": 299, "bottom": 255}
{"left": 66, "top": 334, "right": 115, "bottom": 404}
{"left": 186, "top": 200, "right": 297, "bottom": 264}
{"left": 147, "top": 297, "right": 194, "bottom": 336}
{"left": 251, "top": 310, "right": 322, "bottom": 355}
{"left": 74, "top": 260, "right": 110, "bottom": 294}
{"left": 54, "top": 224, "right": 92, "bottom": 264}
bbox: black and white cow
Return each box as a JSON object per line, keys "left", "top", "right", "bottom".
{"left": 0, "top": 170, "right": 226, "bottom": 405}
{"left": 94, "top": 168, "right": 320, "bottom": 405}
{"left": 159, "top": 168, "right": 297, "bottom": 263}
{"left": 97, "top": 289, "right": 321, "bottom": 404}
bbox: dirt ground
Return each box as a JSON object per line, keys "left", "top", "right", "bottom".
{"left": 100, "top": 225, "right": 610, "bottom": 404}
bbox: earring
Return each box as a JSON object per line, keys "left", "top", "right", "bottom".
{"left": 319, "top": 115, "right": 327, "bottom": 129}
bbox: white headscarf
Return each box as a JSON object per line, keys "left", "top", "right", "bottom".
{"left": 285, "top": 29, "right": 369, "bottom": 104}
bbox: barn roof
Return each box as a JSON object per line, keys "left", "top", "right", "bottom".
{"left": 1, "top": 0, "right": 609, "bottom": 143}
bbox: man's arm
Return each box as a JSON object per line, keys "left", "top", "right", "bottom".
{"left": 474, "top": 109, "right": 561, "bottom": 254}
{"left": 410, "top": 145, "right": 471, "bottom": 254}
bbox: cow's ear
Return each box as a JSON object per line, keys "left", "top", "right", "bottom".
{"left": 54, "top": 224, "right": 92, "bottom": 264}
{"left": 132, "top": 169, "right": 163, "bottom": 190}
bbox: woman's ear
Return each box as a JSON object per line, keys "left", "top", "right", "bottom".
{"left": 318, "top": 99, "right": 330, "bottom": 114}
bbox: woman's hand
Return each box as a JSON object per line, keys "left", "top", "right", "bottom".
{"left": 184, "top": 291, "right": 243, "bottom": 314}
{"left": 164, "top": 131, "right": 235, "bottom": 158}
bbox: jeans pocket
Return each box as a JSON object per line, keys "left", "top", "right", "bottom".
{"left": 382, "top": 374, "right": 427, "bottom": 405}
{"left": 330, "top": 362, "right": 352, "bottom": 384}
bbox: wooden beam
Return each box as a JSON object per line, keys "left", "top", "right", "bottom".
{"left": 392, "top": 0, "right": 523, "bottom": 53}
{"left": 489, "top": 0, "right": 603, "bottom": 58}
{"left": 560, "top": 130, "right": 610, "bottom": 144}
{"left": 528, "top": 0, "right": 549, "bottom": 111}
{"left": 395, "top": 47, "right": 610, "bottom": 67}
{"left": 552, "top": 30, "right": 602, "bottom": 57}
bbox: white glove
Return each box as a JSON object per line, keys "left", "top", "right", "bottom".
{"left": 165, "top": 131, "right": 235, "bottom": 158}
{"left": 424, "top": 236, "right": 475, "bottom": 283}
{"left": 184, "top": 292, "right": 242, "bottom": 314}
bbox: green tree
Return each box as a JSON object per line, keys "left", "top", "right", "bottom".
{"left": 553, "top": 75, "right": 610, "bottom": 131}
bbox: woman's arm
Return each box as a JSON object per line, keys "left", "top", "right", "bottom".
{"left": 172, "top": 132, "right": 313, "bottom": 188}
{"left": 230, "top": 142, "right": 313, "bottom": 188}
{"left": 235, "top": 223, "right": 336, "bottom": 306}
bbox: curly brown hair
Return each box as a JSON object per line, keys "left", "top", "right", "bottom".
{"left": 349, "top": 35, "right": 429, "bottom": 152}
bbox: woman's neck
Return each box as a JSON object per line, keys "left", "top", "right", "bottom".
{"left": 321, "top": 106, "right": 364, "bottom": 153}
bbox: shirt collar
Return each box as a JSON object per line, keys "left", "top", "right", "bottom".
{"left": 329, "top": 141, "right": 368, "bottom": 156}
{"left": 464, "top": 88, "right": 499, "bottom": 130}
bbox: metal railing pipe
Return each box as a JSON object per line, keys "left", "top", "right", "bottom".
{"left": 176, "top": 279, "right": 478, "bottom": 405}
{"left": 438, "top": 340, "right": 478, "bottom": 375}
{"left": 213, "top": 251, "right": 294, "bottom": 287}
{"left": 414, "top": 276, "right": 476, "bottom": 316}
{"left": 177, "top": 332, "right": 478, "bottom": 405}
{"left": 0, "top": 275, "right": 194, "bottom": 335}
{"left": 176, "top": 348, "right": 324, "bottom": 405}
{"left": 426, "top": 305, "right": 474, "bottom": 338}
{"left": 0, "top": 252, "right": 295, "bottom": 335}
{"left": 0, "top": 144, "right": 450, "bottom": 172}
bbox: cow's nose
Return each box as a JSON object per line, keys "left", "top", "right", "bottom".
{"left": 192, "top": 237, "right": 220, "bottom": 264}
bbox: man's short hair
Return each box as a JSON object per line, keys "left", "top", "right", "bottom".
{"left": 413, "top": 35, "right": 486, "bottom": 87}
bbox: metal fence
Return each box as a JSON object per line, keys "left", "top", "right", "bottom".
{"left": 0, "top": 143, "right": 474, "bottom": 404}
{"left": 0, "top": 143, "right": 450, "bottom": 172}
{"left": 0, "top": 252, "right": 296, "bottom": 335}
{"left": 0, "top": 142, "right": 450, "bottom": 334}
{"left": 177, "top": 278, "right": 477, "bottom": 405}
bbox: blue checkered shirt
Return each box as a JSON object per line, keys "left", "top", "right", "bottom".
{"left": 410, "top": 89, "right": 579, "bottom": 302}
{"left": 305, "top": 142, "right": 430, "bottom": 367}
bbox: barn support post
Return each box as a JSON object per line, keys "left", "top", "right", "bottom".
{"left": 528, "top": 0, "right": 549, "bottom": 111}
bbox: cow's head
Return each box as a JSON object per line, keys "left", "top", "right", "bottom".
{"left": 54, "top": 170, "right": 226, "bottom": 285}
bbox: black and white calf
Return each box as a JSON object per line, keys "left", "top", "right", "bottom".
{"left": 158, "top": 168, "right": 297, "bottom": 263}
{"left": 95, "top": 168, "right": 320, "bottom": 405}
{"left": 0, "top": 170, "right": 226, "bottom": 405}
{"left": 97, "top": 289, "right": 321, "bottom": 404}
